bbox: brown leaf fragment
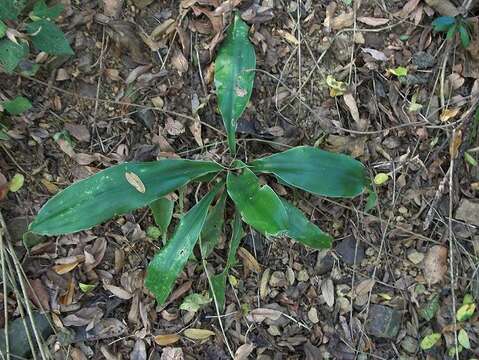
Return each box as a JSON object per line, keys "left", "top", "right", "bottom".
{"left": 104, "top": 284, "right": 134, "bottom": 300}
{"left": 234, "top": 343, "right": 255, "bottom": 360}
{"left": 154, "top": 334, "right": 181, "bottom": 346}
{"left": 160, "top": 347, "right": 183, "bottom": 360}
{"left": 125, "top": 172, "right": 146, "bottom": 193}
{"left": 343, "top": 93, "right": 360, "bottom": 123}
{"left": 331, "top": 12, "right": 353, "bottom": 30}
{"left": 237, "top": 247, "right": 261, "bottom": 273}
{"left": 423, "top": 245, "right": 448, "bottom": 285}
{"left": 246, "top": 308, "right": 282, "bottom": 323}
{"left": 357, "top": 17, "right": 389, "bottom": 26}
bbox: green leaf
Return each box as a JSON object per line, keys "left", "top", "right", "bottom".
{"left": 32, "top": 0, "right": 64, "bottom": 20}
{"left": 432, "top": 16, "right": 456, "bottom": 32}
{"left": 374, "top": 173, "right": 389, "bottom": 185}
{"left": 79, "top": 283, "right": 96, "bottom": 293}
{"left": 179, "top": 292, "right": 211, "bottom": 313}
{"left": 209, "top": 211, "right": 243, "bottom": 313}
{"left": 463, "top": 294, "right": 474, "bottom": 305}
{"left": 8, "top": 173, "right": 24, "bottom": 192}
{"left": 0, "top": 21, "right": 6, "bottom": 38}
{"left": 214, "top": 13, "right": 256, "bottom": 154}
{"left": 145, "top": 183, "right": 222, "bottom": 304}
{"left": 456, "top": 303, "right": 476, "bottom": 322}
{"left": 146, "top": 225, "right": 161, "bottom": 240}
{"left": 30, "top": 159, "right": 222, "bottom": 235}
{"left": 27, "top": 19, "right": 73, "bottom": 55}
{"left": 365, "top": 188, "right": 377, "bottom": 213}
{"left": 446, "top": 23, "right": 457, "bottom": 40}
{"left": 464, "top": 152, "right": 477, "bottom": 166}
{"left": 150, "top": 197, "right": 175, "bottom": 234}
{"left": 388, "top": 66, "right": 408, "bottom": 77}
{"left": 2, "top": 96, "right": 31, "bottom": 115}
{"left": 0, "top": 39, "right": 28, "bottom": 73}
{"left": 458, "top": 25, "right": 471, "bottom": 48}
{"left": 280, "top": 198, "right": 332, "bottom": 249}
{"left": 420, "top": 333, "right": 441, "bottom": 350}
{"left": 228, "top": 165, "right": 332, "bottom": 249}
{"left": 200, "top": 191, "right": 227, "bottom": 258}
{"left": 227, "top": 165, "right": 287, "bottom": 236}
{"left": 447, "top": 345, "right": 463, "bottom": 357}
{"left": 458, "top": 329, "right": 470, "bottom": 349}
{"left": 419, "top": 294, "right": 440, "bottom": 322}
{"left": 249, "top": 146, "right": 368, "bottom": 198}
{"left": 225, "top": 211, "right": 243, "bottom": 269}
{"left": 0, "top": 0, "right": 22, "bottom": 20}
{"left": 210, "top": 272, "right": 227, "bottom": 313}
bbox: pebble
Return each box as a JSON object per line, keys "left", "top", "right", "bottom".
{"left": 407, "top": 250, "right": 424, "bottom": 265}
{"left": 365, "top": 305, "right": 402, "bottom": 339}
{"left": 335, "top": 237, "right": 365, "bottom": 265}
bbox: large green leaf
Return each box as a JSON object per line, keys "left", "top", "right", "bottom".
{"left": 249, "top": 146, "right": 368, "bottom": 198}
{"left": 145, "top": 183, "right": 222, "bottom": 304}
{"left": 214, "top": 13, "right": 255, "bottom": 154}
{"left": 432, "top": 16, "right": 455, "bottom": 32}
{"left": 0, "top": 39, "right": 28, "bottom": 73}
{"left": 280, "top": 198, "right": 332, "bottom": 249}
{"left": 32, "top": 0, "right": 64, "bottom": 20}
{"left": 228, "top": 165, "right": 332, "bottom": 249}
{"left": 30, "top": 160, "right": 222, "bottom": 235}
{"left": 200, "top": 190, "right": 227, "bottom": 258}
{"left": 0, "top": 0, "right": 22, "bottom": 20}
{"left": 227, "top": 165, "right": 287, "bottom": 236}
{"left": 209, "top": 211, "right": 243, "bottom": 312}
{"left": 27, "top": 19, "right": 73, "bottom": 55}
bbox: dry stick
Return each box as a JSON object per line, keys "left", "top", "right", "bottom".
{"left": 202, "top": 260, "right": 234, "bottom": 359}
{"left": 0, "top": 213, "right": 48, "bottom": 360}
{"left": 448, "top": 147, "right": 460, "bottom": 360}
{"left": 0, "top": 226, "right": 9, "bottom": 360}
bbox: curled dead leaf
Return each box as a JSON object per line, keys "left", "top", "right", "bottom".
{"left": 104, "top": 284, "right": 134, "bottom": 300}
{"left": 246, "top": 308, "right": 282, "bottom": 323}
{"left": 237, "top": 247, "right": 261, "bottom": 273}
{"left": 423, "top": 245, "right": 448, "bottom": 285}
{"left": 125, "top": 171, "right": 146, "bottom": 193}
{"left": 154, "top": 334, "right": 181, "bottom": 346}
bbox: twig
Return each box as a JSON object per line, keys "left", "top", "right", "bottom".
{"left": 0, "top": 225, "right": 10, "bottom": 360}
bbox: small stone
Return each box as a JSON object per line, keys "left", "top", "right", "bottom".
{"left": 307, "top": 307, "right": 320, "bottom": 324}
{"left": 297, "top": 269, "right": 309, "bottom": 282}
{"left": 269, "top": 271, "right": 287, "bottom": 287}
{"left": 365, "top": 305, "right": 402, "bottom": 339}
{"left": 412, "top": 51, "right": 435, "bottom": 70}
{"left": 78, "top": 53, "right": 93, "bottom": 73}
{"left": 315, "top": 251, "right": 334, "bottom": 275}
{"left": 286, "top": 266, "right": 295, "bottom": 285}
{"left": 455, "top": 199, "right": 479, "bottom": 226}
{"left": 335, "top": 237, "right": 365, "bottom": 265}
{"left": 407, "top": 250, "right": 424, "bottom": 265}
{"left": 134, "top": 108, "right": 156, "bottom": 130}
{"left": 401, "top": 336, "right": 419, "bottom": 354}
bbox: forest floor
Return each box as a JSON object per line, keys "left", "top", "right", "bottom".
{"left": 1, "top": 0, "right": 479, "bottom": 359}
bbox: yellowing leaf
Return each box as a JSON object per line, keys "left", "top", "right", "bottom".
{"left": 183, "top": 328, "right": 215, "bottom": 340}
{"left": 458, "top": 329, "right": 470, "bottom": 349}
{"left": 456, "top": 303, "right": 475, "bottom": 321}
{"left": 388, "top": 66, "right": 408, "bottom": 77}
{"left": 125, "top": 171, "right": 146, "bottom": 193}
{"left": 326, "top": 75, "right": 347, "bottom": 97}
{"left": 440, "top": 107, "right": 461, "bottom": 122}
{"left": 9, "top": 173, "right": 24, "bottom": 192}
{"left": 420, "top": 333, "right": 441, "bottom": 350}
{"left": 79, "top": 283, "right": 96, "bottom": 293}
{"left": 179, "top": 292, "right": 211, "bottom": 313}
{"left": 154, "top": 334, "right": 181, "bottom": 346}
{"left": 374, "top": 173, "right": 389, "bottom": 185}
{"left": 449, "top": 129, "right": 462, "bottom": 159}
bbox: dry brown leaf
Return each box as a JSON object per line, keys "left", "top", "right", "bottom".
{"left": 0, "top": 172, "right": 8, "bottom": 200}
{"left": 125, "top": 65, "right": 153, "bottom": 84}
{"left": 354, "top": 279, "right": 376, "bottom": 297}
{"left": 154, "top": 334, "right": 181, "bottom": 346}
{"left": 106, "top": 68, "right": 121, "bottom": 81}
{"left": 159, "top": 347, "right": 183, "bottom": 360}
{"left": 84, "top": 237, "right": 107, "bottom": 272}
{"left": 125, "top": 171, "right": 146, "bottom": 193}
{"left": 423, "top": 245, "right": 448, "bottom": 285}
{"left": 237, "top": 247, "right": 261, "bottom": 273}
{"left": 357, "top": 17, "right": 389, "bottom": 26}
{"left": 151, "top": 19, "right": 176, "bottom": 40}
{"left": 165, "top": 118, "right": 185, "bottom": 136}
{"left": 449, "top": 129, "right": 462, "bottom": 159}
{"left": 103, "top": 0, "right": 124, "bottom": 18}
{"left": 398, "top": 0, "right": 421, "bottom": 17}
{"left": 171, "top": 49, "right": 189, "bottom": 73}
{"left": 64, "top": 124, "right": 90, "bottom": 142}
{"left": 321, "top": 278, "right": 335, "bottom": 307}
{"left": 41, "top": 179, "right": 59, "bottom": 194}
{"left": 59, "top": 277, "right": 75, "bottom": 305}
{"left": 28, "top": 278, "right": 50, "bottom": 310}
{"left": 246, "top": 308, "right": 282, "bottom": 323}
{"left": 188, "top": 120, "right": 203, "bottom": 147}
{"left": 104, "top": 284, "right": 134, "bottom": 300}
{"left": 440, "top": 107, "right": 461, "bottom": 122}
{"left": 343, "top": 93, "right": 360, "bottom": 123}
{"left": 53, "top": 260, "right": 81, "bottom": 274}
{"left": 234, "top": 344, "right": 255, "bottom": 360}
{"left": 331, "top": 12, "right": 354, "bottom": 30}
{"left": 448, "top": 73, "right": 465, "bottom": 90}
{"left": 259, "top": 268, "right": 270, "bottom": 299}
{"left": 362, "top": 48, "right": 387, "bottom": 61}
{"left": 277, "top": 30, "right": 299, "bottom": 45}
{"left": 183, "top": 328, "right": 215, "bottom": 340}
